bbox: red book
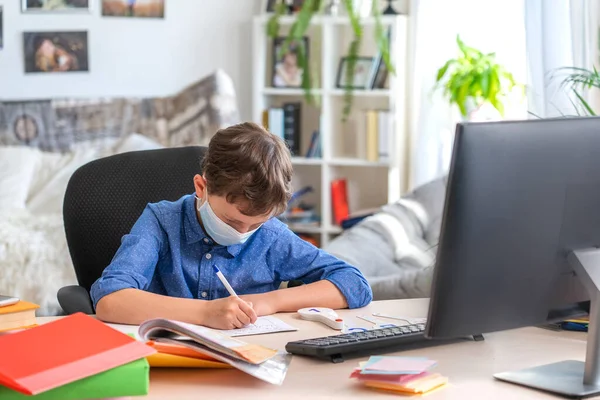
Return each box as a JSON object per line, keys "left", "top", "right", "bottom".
{"left": 331, "top": 179, "right": 350, "bottom": 226}
{"left": 0, "top": 312, "right": 155, "bottom": 395}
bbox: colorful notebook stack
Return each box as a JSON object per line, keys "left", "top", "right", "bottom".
{"left": 350, "top": 356, "right": 448, "bottom": 395}
{"left": 0, "top": 301, "right": 39, "bottom": 332}
{"left": 145, "top": 341, "right": 232, "bottom": 369}
{"left": 0, "top": 313, "right": 156, "bottom": 399}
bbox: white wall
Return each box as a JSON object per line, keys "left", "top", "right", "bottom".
{"left": 0, "top": 0, "right": 258, "bottom": 120}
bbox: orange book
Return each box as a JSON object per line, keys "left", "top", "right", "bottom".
{"left": 147, "top": 341, "right": 220, "bottom": 361}
{"left": 0, "top": 301, "right": 39, "bottom": 332}
{"left": 0, "top": 313, "right": 155, "bottom": 396}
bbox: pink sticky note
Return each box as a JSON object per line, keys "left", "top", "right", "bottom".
{"left": 365, "top": 357, "right": 437, "bottom": 374}
{"left": 350, "top": 369, "right": 430, "bottom": 384}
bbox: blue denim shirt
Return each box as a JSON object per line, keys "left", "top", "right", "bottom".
{"left": 90, "top": 194, "right": 373, "bottom": 309}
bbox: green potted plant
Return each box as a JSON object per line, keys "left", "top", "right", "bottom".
{"left": 267, "top": 0, "right": 395, "bottom": 119}
{"left": 434, "top": 36, "right": 519, "bottom": 120}
{"left": 555, "top": 66, "right": 600, "bottom": 116}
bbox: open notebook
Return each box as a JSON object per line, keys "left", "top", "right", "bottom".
{"left": 138, "top": 319, "right": 292, "bottom": 385}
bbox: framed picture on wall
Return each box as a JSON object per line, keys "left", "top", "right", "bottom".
{"left": 102, "top": 0, "right": 165, "bottom": 18}
{"left": 23, "top": 31, "right": 89, "bottom": 73}
{"left": 272, "top": 36, "right": 309, "bottom": 88}
{"left": 22, "top": 0, "right": 91, "bottom": 13}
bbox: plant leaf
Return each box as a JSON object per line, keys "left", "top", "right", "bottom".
{"left": 480, "top": 69, "right": 490, "bottom": 98}
{"left": 574, "top": 90, "right": 596, "bottom": 116}
{"left": 372, "top": 2, "right": 394, "bottom": 76}
{"left": 436, "top": 59, "right": 454, "bottom": 83}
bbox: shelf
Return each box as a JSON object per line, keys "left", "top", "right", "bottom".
{"left": 287, "top": 224, "right": 322, "bottom": 234}
{"left": 329, "top": 158, "right": 390, "bottom": 167}
{"left": 256, "top": 14, "right": 402, "bottom": 26}
{"left": 292, "top": 157, "right": 323, "bottom": 166}
{"left": 287, "top": 224, "right": 343, "bottom": 234}
{"left": 328, "top": 225, "right": 343, "bottom": 234}
{"left": 330, "top": 89, "right": 391, "bottom": 97}
{"left": 262, "top": 88, "right": 322, "bottom": 96}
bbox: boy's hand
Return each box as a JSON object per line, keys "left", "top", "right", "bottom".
{"left": 239, "top": 294, "right": 277, "bottom": 316}
{"left": 200, "top": 297, "right": 257, "bottom": 329}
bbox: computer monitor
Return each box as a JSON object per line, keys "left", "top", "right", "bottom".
{"left": 425, "top": 116, "right": 600, "bottom": 398}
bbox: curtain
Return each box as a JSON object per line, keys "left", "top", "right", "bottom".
{"left": 524, "top": 0, "right": 598, "bottom": 118}
{"left": 406, "top": 0, "right": 527, "bottom": 190}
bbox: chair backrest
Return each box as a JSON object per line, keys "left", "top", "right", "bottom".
{"left": 63, "top": 146, "right": 207, "bottom": 293}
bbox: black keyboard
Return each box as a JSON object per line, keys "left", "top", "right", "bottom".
{"left": 285, "top": 323, "right": 429, "bottom": 363}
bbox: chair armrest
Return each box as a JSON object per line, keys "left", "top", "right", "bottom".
{"left": 57, "top": 285, "right": 94, "bottom": 315}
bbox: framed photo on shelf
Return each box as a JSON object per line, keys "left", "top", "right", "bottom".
{"left": 265, "top": 0, "right": 279, "bottom": 12}
{"left": 22, "top": 0, "right": 91, "bottom": 13}
{"left": 336, "top": 56, "right": 376, "bottom": 89}
{"left": 23, "top": 31, "right": 89, "bottom": 73}
{"left": 102, "top": 0, "right": 165, "bottom": 18}
{"left": 272, "top": 36, "right": 309, "bottom": 88}
{"left": 371, "top": 60, "right": 389, "bottom": 89}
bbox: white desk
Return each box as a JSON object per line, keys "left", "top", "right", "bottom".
{"left": 39, "top": 299, "right": 589, "bottom": 399}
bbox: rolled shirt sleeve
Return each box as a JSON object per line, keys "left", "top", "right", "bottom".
{"left": 89, "top": 204, "right": 165, "bottom": 309}
{"left": 270, "top": 228, "right": 373, "bottom": 309}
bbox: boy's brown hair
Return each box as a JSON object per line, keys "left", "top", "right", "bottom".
{"left": 202, "top": 122, "right": 293, "bottom": 217}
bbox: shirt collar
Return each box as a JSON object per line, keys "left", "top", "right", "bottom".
{"left": 183, "top": 194, "right": 244, "bottom": 257}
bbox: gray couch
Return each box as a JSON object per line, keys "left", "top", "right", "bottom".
{"left": 325, "top": 176, "right": 448, "bottom": 300}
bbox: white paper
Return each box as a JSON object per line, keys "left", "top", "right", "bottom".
{"left": 219, "top": 316, "right": 297, "bottom": 337}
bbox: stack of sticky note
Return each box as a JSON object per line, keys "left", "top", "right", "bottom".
{"left": 0, "top": 313, "right": 156, "bottom": 399}
{"left": 350, "top": 356, "right": 448, "bottom": 395}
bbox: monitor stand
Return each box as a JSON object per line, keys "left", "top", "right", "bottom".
{"left": 494, "top": 248, "right": 600, "bottom": 398}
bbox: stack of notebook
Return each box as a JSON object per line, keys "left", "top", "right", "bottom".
{"left": 145, "top": 340, "right": 232, "bottom": 369}
{"left": 138, "top": 318, "right": 292, "bottom": 385}
{"left": 350, "top": 356, "right": 448, "bottom": 395}
{"left": 0, "top": 313, "right": 156, "bottom": 399}
{"left": 0, "top": 301, "right": 39, "bottom": 332}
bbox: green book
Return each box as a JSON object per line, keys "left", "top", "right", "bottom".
{"left": 0, "top": 358, "right": 149, "bottom": 400}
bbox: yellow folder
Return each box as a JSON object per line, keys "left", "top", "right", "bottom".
{"left": 146, "top": 352, "right": 232, "bottom": 369}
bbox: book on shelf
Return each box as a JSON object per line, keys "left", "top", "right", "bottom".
{"left": 262, "top": 103, "right": 301, "bottom": 155}
{"left": 305, "top": 130, "right": 321, "bottom": 158}
{"left": 364, "top": 109, "right": 393, "bottom": 163}
{"left": 331, "top": 178, "right": 350, "bottom": 226}
{"left": 138, "top": 318, "right": 292, "bottom": 385}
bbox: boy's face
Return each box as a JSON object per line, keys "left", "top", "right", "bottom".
{"left": 194, "top": 174, "right": 271, "bottom": 234}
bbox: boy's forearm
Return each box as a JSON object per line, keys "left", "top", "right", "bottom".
{"left": 267, "top": 280, "right": 348, "bottom": 313}
{"left": 95, "top": 288, "right": 205, "bottom": 325}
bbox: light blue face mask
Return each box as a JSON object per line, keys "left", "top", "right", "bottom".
{"left": 197, "top": 196, "right": 260, "bottom": 246}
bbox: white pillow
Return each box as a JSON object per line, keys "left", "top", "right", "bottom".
{"left": 113, "top": 133, "right": 163, "bottom": 154}
{"left": 26, "top": 147, "right": 99, "bottom": 216}
{"left": 0, "top": 147, "right": 41, "bottom": 209}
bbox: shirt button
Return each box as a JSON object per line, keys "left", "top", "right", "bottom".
{"left": 201, "top": 292, "right": 207, "bottom": 298}
{"left": 205, "top": 253, "right": 212, "bottom": 260}
{"left": 204, "top": 238, "right": 209, "bottom": 244}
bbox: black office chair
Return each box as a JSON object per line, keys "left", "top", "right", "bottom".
{"left": 57, "top": 146, "right": 207, "bottom": 315}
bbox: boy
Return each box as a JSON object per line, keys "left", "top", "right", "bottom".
{"left": 90, "top": 122, "right": 372, "bottom": 329}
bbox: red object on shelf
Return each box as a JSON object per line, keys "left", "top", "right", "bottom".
{"left": 331, "top": 179, "right": 350, "bottom": 226}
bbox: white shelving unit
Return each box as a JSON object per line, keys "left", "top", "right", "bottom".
{"left": 252, "top": 13, "right": 408, "bottom": 247}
